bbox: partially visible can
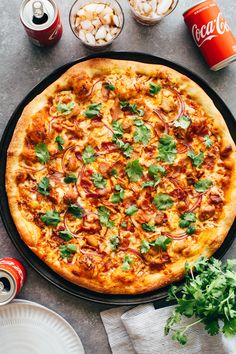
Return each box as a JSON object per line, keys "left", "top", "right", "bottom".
{"left": 20, "top": 0, "right": 63, "bottom": 47}
{"left": 0, "top": 258, "right": 26, "bottom": 306}
{"left": 183, "top": 0, "right": 236, "bottom": 71}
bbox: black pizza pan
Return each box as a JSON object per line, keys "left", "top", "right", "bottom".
{"left": 0, "top": 52, "right": 235, "bottom": 305}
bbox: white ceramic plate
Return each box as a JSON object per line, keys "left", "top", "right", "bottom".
{"left": 0, "top": 301, "right": 84, "bottom": 354}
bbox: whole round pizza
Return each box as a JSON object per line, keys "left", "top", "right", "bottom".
{"left": 6, "top": 59, "right": 236, "bottom": 294}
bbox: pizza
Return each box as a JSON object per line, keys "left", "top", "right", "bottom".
{"left": 6, "top": 59, "right": 236, "bottom": 294}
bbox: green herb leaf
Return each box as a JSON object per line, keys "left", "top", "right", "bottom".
{"left": 179, "top": 212, "right": 196, "bottom": 228}
{"left": 98, "top": 206, "right": 114, "bottom": 228}
{"left": 120, "top": 101, "right": 144, "bottom": 116}
{"left": 55, "top": 135, "right": 64, "bottom": 151}
{"left": 204, "top": 135, "right": 213, "bottom": 148}
{"left": 110, "top": 235, "right": 120, "bottom": 251}
{"left": 174, "top": 116, "right": 191, "bottom": 129}
{"left": 110, "top": 168, "right": 118, "bottom": 177}
{"left": 121, "top": 221, "right": 127, "bottom": 228}
{"left": 112, "top": 121, "right": 124, "bottom": 138}
{"left": 68, "top": 204, "right": 84, "bottom": 218}
{"left": 41, "top": 210, "right": 60, "bottom": 226}
{"left": 142, "top": 223, "right": 155, "bottom": 232}
{"left": 64, "top": 173, "right": 77, "bottom": 184}
{"left": 59, "top": 244, "right": 77, "bottom": 259}
{"left": 35, "top": 143, "right": 50, "bottom": 164}
{"left": 111, "top": 184, "right": 125, "bottom": 203}
{"left": 82, "top": 146, "right": 96, "bottom": 165}
{"left": 59, "top": 230, "right": 73, "bottom": 241}
{"left": 148, "top": 164, "right": 166, "bottom": 177}
{"left": 153, "top": 194, "right": 173, "bottom": 211}
{"left": 140, "top": 240, "right": 150, "bottom": 254}
{"left": 92, "top": 173, "right": 107, "bottom": 189}
{"left": 158, "top": 135, "right": 177, "bottom": 164}
{"left": 122, "top": 255, "right": 133, "bottom": 271}
{"left": 37, "top": 177, "right": 50, "bottom": 196}
{"left": 125, "top": 205, "right": 138, "bottom": 216}
{"left": 142, "top": 181, "right": 155, "bottom": 188}
{"left": 112, "top": 135, "right": 133, "bottom": 158}
{"left": 186, "top": 225, "right": 196, "bottom": 235}
{"left": 149, "top": 83, "right": 161, "bottom": 96}
{"left": 134, "top": 120, "right": 151, "bottom": 146}
{"left": 150, "top": 236, "right": 172, "bottom": 251}
{"left": 125, "top": 160, "right": 144, "bottom": 182}
{"left": 84, "top": 103, "right": 101, "bottom": 118}
{"left": 194, "top": 179, "right": 212, "bottom": 193}
{"left": 187, "top": 150, "right": 204, "bottom": 168}
{"left": 105, "top": 82, "right": 115, "bottom": 91}
{"left": 56, "top": 101, "right": 75, "bottom": 115}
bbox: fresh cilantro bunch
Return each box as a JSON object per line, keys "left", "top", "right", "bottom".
{"left": 165, "top": 257, "right": 236, "bottom": 345}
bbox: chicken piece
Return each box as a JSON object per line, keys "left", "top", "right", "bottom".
{"left": 63, "top": 190, "right": 78, "bottom": 204}
{"left": 16, "top": 172, "right": 28, "bottom": 184}
{"left": 199, "top": 205, "right": 216, "bottom": 221}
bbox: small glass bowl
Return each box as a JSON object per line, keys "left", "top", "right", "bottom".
{"left": 128, "top": 0, "right": 179, "bottom": 26}
{"left": 69, "top": 0, "right": 124, "bottom": 49}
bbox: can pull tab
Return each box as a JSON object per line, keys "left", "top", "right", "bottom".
{"left": 32, "top": 1, "right": 48, "bottom": 25}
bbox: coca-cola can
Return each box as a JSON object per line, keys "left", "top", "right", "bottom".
{"left": 0, "top": 258, "right": 26, "bottom": 306}
{"left": 183, "top": 0, "right": 236, "bottom": 71}
{"left": 20, "top": 0, "right": 63, "bottom": 47}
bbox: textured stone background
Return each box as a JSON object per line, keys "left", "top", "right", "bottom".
{"left": 0, "top": 1, "right": 235, "bottom": 353}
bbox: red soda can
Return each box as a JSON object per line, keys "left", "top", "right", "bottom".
{"left": 183, "top": 0, "right": 236, "bottom": 71}
{"left": 0, "top": 258, "right": 26, "bottom": 305}
{"left": 20, "top": 0, "right": 63, "bottom": 47}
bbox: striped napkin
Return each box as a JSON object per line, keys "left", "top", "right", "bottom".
{"left": 101, "top": 304, "right": 236, "bottom": 354}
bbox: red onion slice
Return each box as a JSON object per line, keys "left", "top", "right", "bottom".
{"left": 80, "top": 249, "right": 104, "bottom": 257}
{"left": 188, "top": 195, "right": 203, "bottom": 212}
{"left": 163, "top": 85, "right": 185, "bottom": 122}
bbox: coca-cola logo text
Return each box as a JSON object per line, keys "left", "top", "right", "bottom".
{"left": 192, "top": 12, "right": 230, "bottom": 47}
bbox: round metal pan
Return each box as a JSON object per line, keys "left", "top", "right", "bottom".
{"left": 0, "top": 52, "right": 235, "bottom": 305}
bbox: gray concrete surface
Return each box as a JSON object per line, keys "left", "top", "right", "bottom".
{"left": 0, "top": 1, "right": 236, "bottom": 353}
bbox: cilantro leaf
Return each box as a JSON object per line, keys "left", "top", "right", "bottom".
{"left": 187, "top": 150, "right": 204, "bottom": 168}
{"left": 142, "top": 181, "right": 155, "bottom": 188}
{"left": 98, "top": 206, "right": 114, "bottom": 228}
{"left": 92, "top": 173, "right": 107, "bottom": 189}
{"left": 112, "top": 121, "right": 124, "bottom": 138}
{"left": 120, "top": 101, "right": 144, "bottom": 116}
{"left": 149, "top": 83, "right": 161, "bottom": 96}
{"left": 82, "top": 146, "right": 96, "bottom": 165}
{"left": 122, "top": 255, "right": 133, "bottom": 271}
{"left": 68, "top": 204, "right": 84, "bottom": 218}
{"left": 41, "top": 210, "right": 60, "bottom": 226}
{"left": 142, "top": 223, "right": 155, "bottom": 233}
{"left": 55, "top": 135, "right": 64, "bottom": 151}
{"left": 35, "top": 143, "right": 50, "bottom": 164}
{"left": 148, "top": 164, "right": 166, "bottom": 177}
{"left": 150, "top": 236, "right": 172, "bottom": 251}
{"left": 112, "top": 135, "right": 133, "bottom": 158}
{"left": 125, "top": 205, "right": 138, "bottom": 216}
{"left": 194, "top": 179, "right": 212, "bottom": 193}
{"left": 110, "top": 168, "right": 118, "bottom": 177}
{"left": 64, "top": 173, "right": 77, "bottom": 184}
{"left": 179, "top": 212, "right": 196, "bottom": 228}
{"left": 120, "top": 221, "right": 127, "bottom": 228}
{"left": 84, "top": 103, "right": 101, "bottom": 118}
{"left": 186, "top": 225, "right": 196, "bottom": 235}
{"left": 111, "top": 184, "right": 124, "bottom": 203}
{"left": 59, "top": 230, "right": 73, "bottom": 241}
{"left": 59, "top": 244, "right": 76, "bottom": 259}
{"left": 204, "top": 135, "right": 213, "bottom": 148}
{"left": 223, "top": 319, "right": 236, "bottom": 337}
{"left": 110, "top": 235, "right": 119, "bottom": 251}
{"left": 56, "top": 101, "right": 75, "bottom": 115}
{"left": 134, "top": 120, "right": 151, "bottom": 146}
{"left": 125, "top": 160, "right": 144, "bottom": 182}
{"left": 158, "top": 135, "right": 177, "bottom": 164}
{"left": 37, "top": 177, "right": 50, "bottom": 196}
{"left": 140, "top": 240, "right": 150, "bottom": 254}
{"left": 174, "top": 116, "right": 191, "bottom": 129}
{"left": 105, "top": 82, "right": 115, "bottom": 91}
{"left": 153, "top": 194, "right": 173, "bottom": 210}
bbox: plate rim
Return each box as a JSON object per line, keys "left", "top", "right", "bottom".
{"left": 0, "top": 51, "right": 235, "bottom": 305}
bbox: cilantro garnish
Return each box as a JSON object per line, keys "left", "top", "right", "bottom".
{"left": 56, "top": 101, "right": 75, "bottom": 115}
{"left": 174, "top": 116, "right": 191, "bottom": 129}
{"left": 122, "top": 255, "right": 133, "bottom": 271}
{"left": 187, "top": 150, "right": 204, "bottom": 168}
{"left": 59, "top": 244, "right": 76, "bottom": 259}
{"left": 149, "top": 83, "right": 162, "bottom": 96}
{"left": 55, "top": 135, "right": 64, "bottom": 151}
{"left": 59, "top": 230, "right": 73, "bottom": 241}
{"left": 112, "top": 121, "right": 124, "bottom": 138}
{"left": 186, "top": 225, "right": 196, "bottom": 235}
{"left": 110, "top": 235, "right": 119, "bottom": 251}
{"left": 98, "top": 206, "right": 114, "bottom": 228}
{"left": 35, "top": 143, "right": 50, "bottom": 164}
{"left": 146, "top": 164, "right": 166, "bottom": 187}
{"left": 158, "top": 135, "right": 177, "bottom": 164}
{"left": 111, "top": 184, "right": 124, "bottom": 203}
{"left": 41, "top": 210, "right": 60, "bottom": 226}
{"left": 125, "top": 160, "right": 144, "bottom": 182}
{"left": 140, "top": 240, "right": 150, "bottom": 254}
{"left": 82, "top": 146, "right": 96, "bottom": 165}
{"left": 204, "top": 135, "right": 213, "bottom": 148}
{"left": 121, "top": 221, "right": 127, "bottom": 228}
{"left": 153, "top": 194, "right": 173, "bottom": 211}
{"left": 64, "top": 173, "right": 77, "bottom": 184}
{"left": 84, "top": 103, "right": 101, "bottom": 118}
{"left": 112, "top": 135, "right": 133, "bottom": 158}
{"left": 165, "top": 257, "right": 236, "bottom": 345}
{"left": 133, "top": 119, "right": 151, "bottom": 146}
{"left": 68, "top": 204, "right": 84, "bottom": 218}
{"left": 179, "top": 212, "right": 196, "bottom": 229}
{"left": 125, "top": 205, "right": 138, "bottom": 216}
{"left": 92, "top": 173, "right": 107, "bottom": 189}
{"left": 142, "top": 181, "right": 155, "bottom": 188}
{"left": 110, "top": 168, "right": 118, "bottom": 177}
{"left": 37, "top": 177, "right": 50, "bottom": 196}
{"left": 142, "top": 223, "right": 155, "bottom": 233}
{"left": 194, "top": 179, "right": 212, "bottom": 193}
{"left": 120, "top": 101, "right": 144, "bottom": 116}
{"left": 150, "top": 236, "right": 172, "bottom": 251}
{"left": 105, "top": 82, "right": 115, "bottom": 91}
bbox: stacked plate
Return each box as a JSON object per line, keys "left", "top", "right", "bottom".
{"left": 0, "top": 299, "right": 84, "bottom": 354}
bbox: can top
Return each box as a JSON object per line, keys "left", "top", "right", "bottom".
{"left": 20, "top": 0, "right": 57, "bottom": 30}
{"left": 0, "top": 270, "right": 16, "bottom": 306}
{"left": 183, "top": 0, "right": 212, "bottom": 17}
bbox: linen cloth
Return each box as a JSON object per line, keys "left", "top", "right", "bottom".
{"left": 101, "top": 304, "right": 236, "bottom": 354}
